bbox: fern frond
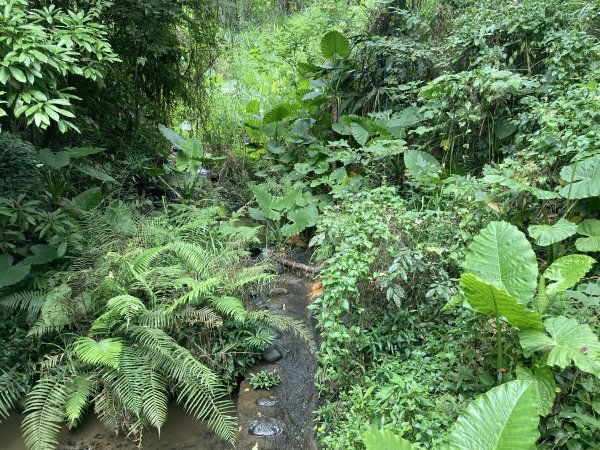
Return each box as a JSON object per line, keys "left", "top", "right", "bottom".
{"left": 65, "top": 374, "right": 98, "bottom": 428}
{"left": 94, "top": 386, "right": 121, "bottom": 432}
{"left": 178, "top": 376, "right": 236, "bottom": 443}
{"left": 209, "top": 296, "right": 246, "bottom": 321}
{"left": 138, "top": 306, "right": 222, "bottom": 329}
{"left": 40, "top": 353, "right": 66, "bottom": 373}
{"left": 142, "top": 369, "right": 168, "bottom": 431}
{"left": 22, "top": 373, "right": 69, "bottom": 450}
{"left": 169, "top": 241, "right": 214, "bottom": 277}
{"left": 108, "top": 294, "right": 146, "bottom": 321}
{"left": 102, "top": 346, "right": 146, "bottom": 417}
{"left": 224, "top": 265, "right": 274, "bottom": 293}
{"left": 219, "top": 223, "right": 261, "bottom": 244}
{"left": 247, "top": 310, "right": 315, "bottom": 350}
{"left": 75, "top": 337, "right": 123, "bottom": 368}
{"left": 130, "top": 246, "right": 166, "bottom": 275}
{"left": 0, "top": 368, "right": 29, "bottom": 421}
{"left": 0, "top": 290, "right": 45, "bottom": 314}
{"left": 167, "top": 277, "right": 222, "bottom": 313}
{"left": 27, "top": 318, "right": 65, "bottom": 338}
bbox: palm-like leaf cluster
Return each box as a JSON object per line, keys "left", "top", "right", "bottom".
{"left": 0, "top": 202, "right": 307, "bottom": 450}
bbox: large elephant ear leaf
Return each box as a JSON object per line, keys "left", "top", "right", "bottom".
{"left": 516, "top": 365, "right": 556, "bottom": 416}
{"left": 559, "top": 154, "right": 600, "bottom": 199}
{"left": 404, "top": 150, "right": 441, "bottom": 182}
{"left": 281, "top": 205, "right": 318, "bottom": 237}
{"left": 576, "top": 219, "right": 600, "bottom": 252}
{"left": 460, "top": 274, "right": 543, "bottom": 329}
{"left": 320, "top": 30, "right": 351, "bottom": 59}
{"left": 528, "top": 219, "right": 577, "bottom": 246}
{"left": 362, "top": 429, "right": 417, "bottom": 450}
{"left": 0, "top": 254, "right": 31, "bottom": 288}
{"left": 446, "top": 380, "right": 540, "bottom": 450}
{"left": 543, "top": 255, "right": 595, "bottom": 297}
{"left": 464, "top": 221, "right": 538, "bottom": 303}
{"left": 519, "top": 316, "right": 600, "bottom": 377}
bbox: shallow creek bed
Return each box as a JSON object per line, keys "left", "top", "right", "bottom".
{"left": 0, "top": 276, "right": 319, "bottom": 450}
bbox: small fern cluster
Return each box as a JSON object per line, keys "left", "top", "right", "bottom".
{"left": 0, "top": 202, "right": 308, "bottom": 450}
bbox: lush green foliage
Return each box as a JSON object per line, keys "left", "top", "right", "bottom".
{"left": 2, "top": 0, "right": 600, "bottom": 448}
{"left": 249, "top": 370, "right": 281, "bottom": 390}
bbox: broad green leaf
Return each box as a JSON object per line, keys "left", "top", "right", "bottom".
{"left": 350, "top": 122, "right": 370, "bottom": 146}
{"left": 544, "top": 255, "right": 595, "bottom": 297}
{"left": 559, "top": 155, "right": 600, "bottom": 199}
{"left": 158, "top": 124, "right": 185, "bottom": 148}
{"left": 528, "top": 219, "right": 577, "bottom": 246}
{"left": 516, "top": 366, "right": 556, "bottom": 416}
{"left": 446, "top": 380, "right": 539, "bottom": 450}
{"left": 9, "top": 66, "right": 27, "bottom": 83}
{"left": 40, "top": 284, "right": 72, "bottom": 328}
{"left": 75, "top": 337, "right": 122, "bottom": 368}
{"left": 362, "top": 429, "right": 417, "bottom": 450}
{"left": 39, "top": 148, "right": 70, "bottom": 170}
{"left": 77, "top": 165, "right": 115, "bottom": 182}
{"left": 404, "top": 150, "right": 441, "bottom": 182}
{"left": 180, "top": 138, "right": 204, "bottom": 158}
{"left": 71, "top": 187, "right": 102, "bottom": 211}
{"left": 464, "top": 221, "right": 538, "bottom": 302}
{"left": 281, "top": 205, "right": 318, "bottom": 237}
{"left": 460, "top": 274, "right": 543, "bottom": 329}
{"left": 263, "top": 104, "right": 291, "bottom": 124}
{"left": 251, "top": 185, "right": 282, "bottom": 221}
{"left": 576, "top": 219, "right": 600, "bottom": 252}
{"left": 22, "top": 245, "right": 60, "bottom": 265}
{"left": 320, "top": 30, "right": 351, "bottom": 59}
{"left": 482, "top": 175, "right": 559, "bottom": 200}
{"left": 520, "top": 316, "right": 600, "bottom": 376}
{"left": 0, "top": 254, "right": 31, "bottom": 288}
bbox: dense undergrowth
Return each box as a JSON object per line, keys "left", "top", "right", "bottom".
{"left": 1, "top": 0, "right": 600, "bottom": 449}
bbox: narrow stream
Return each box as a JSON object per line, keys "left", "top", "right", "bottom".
{"left": 0, "top": 276, "right": 318, "bottom": 450}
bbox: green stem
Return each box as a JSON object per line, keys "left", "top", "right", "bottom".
{"left": 496, "top": 316, "right": 504, "bottom": 383}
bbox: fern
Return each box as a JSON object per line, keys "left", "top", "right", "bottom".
{"left": 75, "top": 337, "right": 123, "bottom": 368}
{"left": 0, "top": 290, "right": 45, "bottom": 314}
{"left": 247, "top": 310, "right": 315, "bottom": 350}
{"left": 0, "top": 368, "right": 29, "bottom": 421}
{"left": 22, "top": 373, "right": 70, "bottom": 450}
{"left": 168, "top": 277, "right": 223, "bottom": 312}
{"left": 142, "top": 369, "right": 168, "bottom": 430}
{"left": 65, "top": 374, "right": 97, "bottom": 428}
{"left": 209, "top": 296, "right": 247, "bottom": 321}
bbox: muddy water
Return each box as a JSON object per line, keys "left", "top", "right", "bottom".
{"left": 235, "top": 275, "right": 319, "bottom": 450}
{"left": 0, "top": 276, "right": 318, "bottom": 450}
{"left": 0, "top": 405, "right": 231, "bottom": 450}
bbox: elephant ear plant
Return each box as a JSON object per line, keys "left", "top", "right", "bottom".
{"left": 363, "top": 379, "right": 540, "bottom": 450}
{"left": 459, "top": 221, "right": 599, "bottom": 383}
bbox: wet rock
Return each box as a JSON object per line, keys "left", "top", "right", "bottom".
{"left": 248, "top": 417, "right": 284, "bottom": 436}
{"left": 256, "top": 397, "right": 279, "bottom": 407}
{"left": 269, "top": 287, "right": 289, "bottom": 297}
{"left": 266, "top": 303, "right": 283, "bottom": 311}
{"left": 262, "top": 346, "right": 283, "bottom": 363}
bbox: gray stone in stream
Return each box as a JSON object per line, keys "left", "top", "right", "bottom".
{"left": 269, "top": 287, "right": 289, "bottom": 297}
{"left": 256, "top": 397, "right": 279, "bottom": 407}
{"left": 266, "top": 303, "right": 283, "bottom": 311}
{"left": 262, "top": 346, "right": 283, "bottom": 363}
{"left": 248, "top": 417, "right": 285, "bottom": 436}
